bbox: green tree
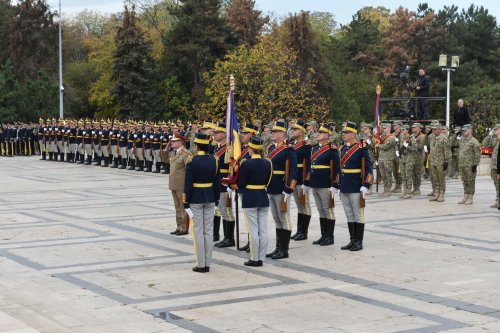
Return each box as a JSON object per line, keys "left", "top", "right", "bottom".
{"left": 201, "top": 34, "right": 328, "bottom": 122}
{"left": 163, "top": 0, "right": 233, "bottom": 100}
{"left": 0, "top": 0, "right": 13, "bottom": 64}
{"left": 111, "top": 5, "right": 160, "bottom": 119}
{"left": 225, "top": 0, "right": 269, "bottom": 48}
{"left": 9, "top": 0, "right": 57, "bottom": 81}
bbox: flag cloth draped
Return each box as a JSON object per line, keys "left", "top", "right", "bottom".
{"left": 373, "top": 89, "right": 381, "bottom": 142}
{"left": 226, "top": 89, "right": 241, "bottom": 162}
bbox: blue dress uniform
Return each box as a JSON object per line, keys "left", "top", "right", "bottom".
{"left": 118, "top": 126, "right": 128, "bottom": 169}
{"left": 266, "top": 120, "right": 298, "bottom": 260}
{"left": 152, "top": 127, "right": 162, "bottom": 173}
{"left": 234, "top": 136, "right": 272, "bottom": 267}
{"left": 83, "top": 124, "right": 93, "bottom": 165}
{"left": 212, "top": 122, "right": 236, "bottom": 248}
{"left": 143, "top": 128, "right": 153, "bottom": 172}
{"left": 75, "top": 122, "right": 84, "bottom": 164}
{"left": 99, "top": 128, "right": 110, "bottom": 167}
{"left": 68, "top": 126, "right": 76, "bottom": 163}
{"left": 309, "top": 129, "right": 341, "bottom": 246}
{"left": 183, "top": 133, "right": 221, "bottom": 273}
{"left": 127, "top": 128, "right": 136, "bottom": 170}
{"left": 290, "top": 120, "right": 313, "bottom": 241}
{"left": 37, "top": 120, "right": 46, "bottom": 159}
{"left": 336, "top": 121, "right": 373, "bottom": 252}
{"left": 110, "top": 127, "right": 119, "bottom": 168}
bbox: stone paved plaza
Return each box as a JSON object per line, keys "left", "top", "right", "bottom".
{"left": 0, "top": 156, "right": 499, "bottom": 333}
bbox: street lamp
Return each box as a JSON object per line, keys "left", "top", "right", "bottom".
{"left": 58, "top": 0, "right": 64, "bottom": 119}
{"left": 439, "top": 54, "right": 459, "bottom": 127}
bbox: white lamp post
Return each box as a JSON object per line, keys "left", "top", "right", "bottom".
{"left": 439, "top": 54, "right": 459, "bottom": 127}
{"left": 58, "top": 0, "right": 64, "bottom": 119}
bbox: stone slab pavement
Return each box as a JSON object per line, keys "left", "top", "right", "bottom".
{"left": 0, "top": 156, "right": 499, "bottom": 333}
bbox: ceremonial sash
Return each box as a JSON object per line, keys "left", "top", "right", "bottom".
{"left": 214, "top": 145, "right": 227, "bottom": 158}
{"left": 311, "top": 145, "right": 330, "bottom": 163}
{"left": 293, "top": 141, "right": 305, "bottom": 150}
{"left": 268, "top": 144, "right": 287, "bottom": 160}
{"left": 380, "top": 135, "right": 394, "bottom": 144}
{"left": 341, "top": 143, "right": 361, "bottom": 166}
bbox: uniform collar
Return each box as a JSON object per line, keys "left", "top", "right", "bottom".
{"left": 251, "top": 155, "right": 261, "bottom": 159}
{"left": 197, "top": 151, "right": 207, "bottom": 155}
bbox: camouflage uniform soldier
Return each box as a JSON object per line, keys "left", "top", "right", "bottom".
{"left": 457, "top": 124, "right": 481, "bottom": 205}
{"left": 391, "top": 120, "right": 403, "bottom": 193}
{"left": 410, "top": 123, "right": 425, "bottom": 194}
{"left": 329, "top": 122, "right": 342, "bottom": 147}
{"left": 425, "top": 122, "right": 438, "bottom": 195}
{"left": 449, "top": 126, "right": 461, "bottom": 178}
{"left": 483, "top": 124, "right": 500, "bottom": 207}
{"left": 398, "top": 125, "right": 417, "bottom": 198}
{"left": 306, "top": 121, "right": 318, "bottom": 146}
{"left": 377, "top": 123, "right": 397, "bottom": 196}
{"left": 429, "top": 123, "right": 451, "bottom": 202}
{"left": 261, "top": 124, "right": 272, "bottom": 157}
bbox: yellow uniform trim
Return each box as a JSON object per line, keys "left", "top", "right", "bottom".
{"left": 193, "top": 183, "right": 213, "bottom": 188}
{"left": 246, "top": 185, "right": 266, "bottom": 189}
{"left": 197, "top": 151, "right": 207, "bottom": 155}
{"left": 220, "top": 169, "right": 229, "bottom": 173}
{"left": 297, "top": 164, "right": 304, "bottom": 167}
{"left": 311, "top": 165, "right": 330, "bottom": 169}
{"left": 273, "top": 170, "right": 285, "bottom": 174}
{"left": 342, "top": 169, "right": 362, "bottom": 173}
{"left": 248, "top": 142, "right": 262, "bottom": 150}
{"left": 194, "top": 138, "right": 210, "bottom": 144}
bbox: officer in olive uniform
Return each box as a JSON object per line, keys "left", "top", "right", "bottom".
{"left": 391, "top": 120, "right": 403, "bottom": 193}
{"left": 429, "top": 122, "right": 451, "bottom": 202}
{"left": 337, "top": 121, "right": 373, "bottom": 252}
{"left": 377, "top": 123, "right": 397, "bottom": 196}
{"left": 266, "top": 120, "right": 298, "bottom": 260}
{"left": 309, "top": 124, "right": 340, "bottom": 246}
{"left": 183, "top": 133, "right": 221, "bottom": 273}
{"left": 231, "top": 136, "right": 272, "bottom": 267}
{"left": 410, "top": 123, "right": 426, "bottom": 194}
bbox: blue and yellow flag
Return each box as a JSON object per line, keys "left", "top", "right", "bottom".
{"left": 226, "top": 89, "right": 241, "bottom": 162}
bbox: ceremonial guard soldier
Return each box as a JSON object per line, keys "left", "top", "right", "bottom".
{"left": 266, "top": 120, "right": 297, "bottom": 260}
{"left": 290, "top": 120, "right": 312, "bottom": 241}
{"left": 83, "top": 119, "right": 93, "bottom": 165}
{"left": 231, "top": 136, "right": 272, "bottom": 266}
{"left": 429, "top": 122, "right": 451, "bottom": 202}
{"left": 309, "top": 124, "right": 340, "bottom": 246}
{"left": 91, "top": 120, "right": 101, "bottom": 164}
{"left": 109, "top": 121, "right": 119, "bottom": 168}
{"left": 99, "top": 121, "right": 110, "bottom": 167}
{"left": 152, "top": 123, "right": 162, "bottom": 173}
{"left": 168, "top": 133, "right": 193, "bottom": 235}
{"left": 49, "top": 118, "right": 57, "bottom": 160}
{"left": 237, "top": 122, "right": 259, "bottom": 253}
{"left": 75, "top": 119, "right": 84, "bottom": 164}
{"left": 143, "top": 122, "right": 153, "bottom": 172}
{"left": 360, "top": 122, "right": 375, "bottom": 195}
{"left": 55, "top": 118, "right": 64, "bottom": 161}
{"left": 337, "top": 121, "right": 373, "bottom": 251}
{"left": 38, "top": 118, "right": 46, "bottom": 160}
{"left": 135, "top": 122, "right": 145, "bottom": 171}
{"left": 183, "top": 133, "right": 221, "bottom": 273}
{"left": 127, "top": 121, "right": 136, "bottom": 170}
{"left": 212, "top": 122, "right": 236, "bottom": 248}
{"left": 68, "top": 120, "right": 77, "bottom": 163}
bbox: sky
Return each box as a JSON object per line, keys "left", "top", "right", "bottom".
{"left": 46, "top": 0, "right": 499, "bottom": 25}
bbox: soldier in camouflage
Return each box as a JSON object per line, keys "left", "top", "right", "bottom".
{"left": 483, "top": 124, "right": 500, "bottom": 207}
{"left": 449, "top": 126, "right": 461, "bottom": 179}
{"left": 398, "top": 125, "right": 417, "bottom": 198}
{"left": 391, "top": 120, "right": 403, "bottom": 193}
{"left": 429, "top": 123, "right": 451, "bottom": 202}
{"left": 377, "top": 123, "right": 397, "bottom": 196}
{"left": 410, "top": 123, "right": 425, "bottom": 194}
{"left": 457, "top": 124, "right": 481, "bottom": 205}
{"left": 306, "top": 121, "right": 318, "bottom": 146}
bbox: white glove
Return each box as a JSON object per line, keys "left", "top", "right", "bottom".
{"left": 330, "top": 187, "right": 337, "bottom": 197}
{"left": 301, "top": 184, "right": 310, "bottom": 191}
{"left": 185, "top": 208, "right": 193, "bottom": 218}
{"left": 134, "top": 134, "right": 138, "bottom": 138}
{"left": 375, "top": 160, "right": 379, "bottom": 166}
{"left": 92, "top": 131, "right": 95, "bottom": 134}
{"left": 457, "top": 136, "right": 461, "bottom": 140}
{"left": 360, "top": 186, "right": 369, "bottom": 198}
{"left": 424, "top": 145, "right": 428, "bottom": 153}
{"left": 282, "top": 191, "right": 291, "bottom": 202}
{"left": 227, "top": 188, "right": 233, "bottom": 197}
{"left": 55, "top": 128, "right": 58, "bottom": 132}
{"left": 160, "top": 136, "right": 164, "bottom": 139}
{"left": 150, "top": 135, "right": 154, "bottom": 139}
{"left": 117, "top": 134, "right": 120, "bottom": 137}
{"left": 395, "top": 137, "right": 399, "bottom": 142}
{"left": 142, "top": 135, "right": 146, "bottom": 139}
{"left": 367, "top": 139, "right": 372, "bottom": 145}
{"left": 99, "top": 131, "right": 102, "bottom": 135}
{"left": 82, "top": 131, "right": 86, "bottom": 135}
{"left": 214, "top": 206, "right": 218, "bottom": 214}
{"left": 395, "top": 151, "right": 400, "bottom": 157}
{"left": 403, "top": 142, "right": 409, "bottom": 148}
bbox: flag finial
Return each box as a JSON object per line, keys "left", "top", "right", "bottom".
{"left": 230, "top": 74, "right": 235, "bottom": 91}
{"left": 376, "top": 84, "right": 381, "bottom": 95}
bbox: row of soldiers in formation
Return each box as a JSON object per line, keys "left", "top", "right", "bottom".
{"left": 176, "top": 120, "right": 372, "bottom": 271}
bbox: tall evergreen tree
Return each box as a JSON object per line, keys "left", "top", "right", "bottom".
{"left": 226, "top": 0, "right": 269, "bottom": 48}
{"left": 163, "top": 0, "right": 233, "bottom": 100}
{"left": 9, "top": 0, "right": 57, "bottom": 81}
{"left": 111, "top": 5, "right": 159, "bottom": 119}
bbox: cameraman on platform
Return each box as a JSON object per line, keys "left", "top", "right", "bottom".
{"left": 416, "top": 68, "right": 430, "bottom": 120}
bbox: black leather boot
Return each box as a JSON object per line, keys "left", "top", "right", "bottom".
{"left": 272, "top": 229, "right": 290, "bottom": 259}
{"left": 218, "top": 221, "right": 235, "bottom": 248}
{"left": 266, "top": 229, "right": 281, "bottom": 257}
{"left": 294, "top": 214, "right": 311, "bottom": 241}
{"left": 313, "top": 218, "right": 327, "bottom": 245}
{"left": 213, "top": 216, "right": 221, "bottom": 242}
{"left": 94, "top": 156, "right": 101, "bottom": 166}
{"left": 128, "top": 159, "right": 135, "bottom": 170}
{"left": 110, "top": 157, "right": 118, "bottom": 168}
{"left": 136, "top": 160, "right": 144, "bottom": 171}
{"left": 291, "top": 213, "right": 303, "bottom": 239}
{"left": 239, "top": 236, "right": 250, "bottom": 252}
{"left": 350, "top": 223, "right": 364, "bottom": 251}
{"left": 153, "top": 162, "right": 161, "bottom": 173}
{"left": 120, "top": 158, "right": 127, "bottom": 169}
{"left": 41, "top": 152, "right": 46, "bottom": 160}
{"left": 85, "top": 156, "right": 91, "bottom": 165}
{"left": 102, "top": 156, "right": 109, "bottom": 167}
{"left": 60, "top": 153, "right": 64, "bottom": 162}
{"left": 320, "top": 219, "right": 335, "bottom": 246}
{"left": 48, "top": 152, "right": 53, "bottom": 160}
{"left": 341, "top": 222, "right": 356, "bottom": 250}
